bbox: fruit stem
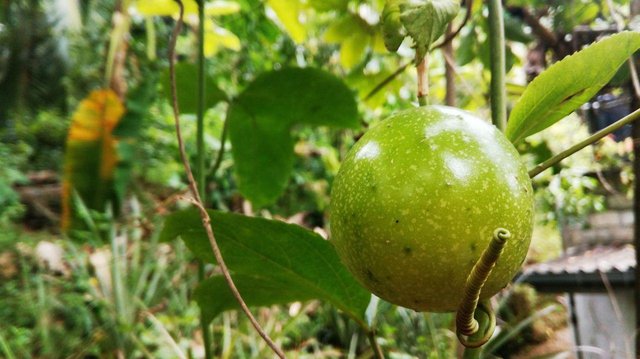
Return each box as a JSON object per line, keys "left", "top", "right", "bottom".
{"left": 528, "top": 106, "right": 640, "bottom": 178}
{"left": 416, "top": 54, "right": 429, "bottom": 106}
{"left": 488, "top": 0, "right": 507, "bottom": 132}
{"left": 456, "top": 229, "right": 510, "bottom": 348}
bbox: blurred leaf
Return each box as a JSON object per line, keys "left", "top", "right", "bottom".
{"left": 456, "top": 26, "right": 476, "bottom": 66}
{"left": 162, "top": 209, "right": 371, "bottom": 326}
{"left": 479, "top": 39, "right": 515, "bottom": 73}
{"left": 506, "top": 31, "right": 640, "bottom": 144}
{"left": 267, "top": 0, "right": 307, "bottom": 43}
{"left": 340, "top": 32, "right": 370, "bottom": 69}
{"left": 204, "top": 22, "right": 241, "bottom": 56}
{"left": 206, "top": 1, "right": 241, "bottom": 16}
{"left": 309, "top": 0, "right": 348, "bottom": 12}
{"left": 554, "top": 2, "right": 599, "bottom": 32}
{"left": 135, "top": 0, "right": 198, "bottom": 16}
{"left": 161, "top": 62, "right": 227, "bottom": 114}
{"left": 62, "top": 89, "right": 124, "bottom": 231}
{"left": 347, "top": 68, "right": 404, "bottom": 108}
{"left": 135, "top": 0, "right": 239, "bottom": 17}
{"left": 399, "top": 0, "right": 459, "bottom": 62}
{"left": 324, "top": 15, "right": 373, "bottom": 69}
{"left": 504, "top": 12, "right": 532, "bottom": 43}
{"left": 114, "top": 79, "right": 157, "bottom": 201}
{"left": 382, "top": 0, "right": 406, "bottom": 52}
{"left": 227, "top": 68, "right": 359, "bottom": 207}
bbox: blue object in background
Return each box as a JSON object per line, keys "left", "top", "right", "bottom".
{"left": 583, "top": 92, "right": 632, "bottom": 141}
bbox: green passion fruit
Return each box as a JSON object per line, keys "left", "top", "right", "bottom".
{"left": 330, "top": 105, "right": 534, "bottom": 312}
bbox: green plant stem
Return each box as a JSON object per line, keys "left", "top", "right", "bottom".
{"left": 417, "top": 55, "right": 429, "bottom": 106}
{"left": 488, "top": 0, "right": 507, "bottom": 132}
{"left": 529, "top": 107, "right": 640, "bottom": 178}
{"left": 197, "top": 0, "right": 206, "bottom": 197}
{"left": 196, "top": 1, "right": 213, "bottom": 359}
{"left": 367, "top": 330, "right": 385, "bottom": 359}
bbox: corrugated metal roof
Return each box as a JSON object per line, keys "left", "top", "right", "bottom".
{"left": 523, "top": 244, "right": 636, "bottom": 276}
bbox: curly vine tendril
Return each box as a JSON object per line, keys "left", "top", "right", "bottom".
{"left": 455, "top": 228, "right": 510, "bottom": 348}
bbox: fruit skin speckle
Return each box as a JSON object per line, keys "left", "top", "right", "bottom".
{"left": 329, "top": 105, "right": 534, "bottom": 312}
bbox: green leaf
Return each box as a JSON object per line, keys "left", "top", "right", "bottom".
{"left": 309, "top": 0, "right": 348, "bottom": 12}
{"left": 196, "top": 274, "right": 315, "bottom": 323}
{"left": 506, "top": 31, "right": 640, "bottom": 144}
{"left": 205, "top": 1, "right": 241, "bottom": 16}
{"left": 456, "top": 25, "right": 476, "bottom": 66}
{"left": 324, "top": 15, "right": 373, "bottom": 69}
{"left": 382, "top": 0, "right": 406, "bottom": 52}
{"left": 504, "top": 12, "right": 532, "bottom": 44}
{"left": 204, "top": 23, "right": 241, "bottom": 56}
{"left": 161, "top": 63, "right": 227, "bottom": 114}
{"left": 266, "top": 0, "right": 307, "bottom": 43}
{"left": 399, "top": 0, "right": 459, "bottom": 62}
{"left": 227, "top": 68, "right": 359, "bottom": 207}
{"left": 161, "top": 209, "right": 371, "bottom": 325}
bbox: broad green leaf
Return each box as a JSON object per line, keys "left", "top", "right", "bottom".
{"left": 506, "top": 31, "right": 640, "bottom": 144}
{"left": 227, "top": 68, "right": 359, "bottom": 207}
{"left": 161, "top": 209, "right": 371, "bottom": 326}
{"left": 399, "top": 0, "right": 459, "bottom": 62}
{"left": 62, "top": 89, "right": 124, "bottom": 231}
{"left": 161, "top": 63, "right": 227, "bottom": 114}
{"left": 382, "top": 0, "right": 406, "bottom": 52}
{"left": 196, "top": 274, "right": 315, "bottom": 323}
{"left": 267, "top": 0, "right": 307, "bottom": 43}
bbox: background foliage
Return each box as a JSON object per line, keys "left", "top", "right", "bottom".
{"left": 1, "top": 0, "right": 637, "bottom": 357}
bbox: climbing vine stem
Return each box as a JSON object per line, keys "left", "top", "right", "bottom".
{"left": 168, "top": 1, "right": 285, "bottom": 357}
